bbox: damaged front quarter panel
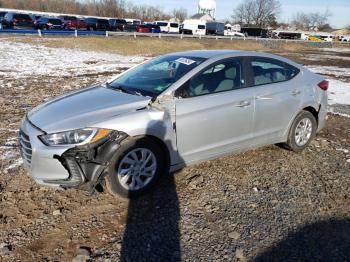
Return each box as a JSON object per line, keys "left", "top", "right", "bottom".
{"left": 45, "top": 131, "right": 128, "bottom": 193}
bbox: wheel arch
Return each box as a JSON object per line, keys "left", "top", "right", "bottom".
{"left": 302, "top": 106, "right": 319, "bottom": 124}
{"left": 142, "top": 135, "right": 171, "bottom": 173}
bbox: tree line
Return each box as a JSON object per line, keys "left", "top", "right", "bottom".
{"left": 231, "top": 0, "right": 333, "bottom": 31}
{"left": 0, "top": 0, "right": 188, "bottom": 21}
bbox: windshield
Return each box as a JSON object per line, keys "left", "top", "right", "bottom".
{"left": 109, "top": 55, "right": 206, "bottom": 97}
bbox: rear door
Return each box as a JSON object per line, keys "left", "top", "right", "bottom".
{"left": 248, "top": 57, "right": 302, "bottom": 143}
{"left": 175, "top": 58, "right": 255, "bottom": 163}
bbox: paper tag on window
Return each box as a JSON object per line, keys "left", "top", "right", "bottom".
{"left": 176, "top": 58, "right": 196, "bottom": 65}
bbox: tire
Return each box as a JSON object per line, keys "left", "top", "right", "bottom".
{"left": 282, "top": 110, "right": 317, "bottom": 152}
{"left": 105, "top": 137, "right": 166, "bottom": 198}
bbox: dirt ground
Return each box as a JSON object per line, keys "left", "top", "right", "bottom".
{"left": 0, "top": 37, "right": 349, "bottom": 261}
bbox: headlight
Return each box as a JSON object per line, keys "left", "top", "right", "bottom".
{"left": 39, "top": 128, "right": 112, "bottom": 146}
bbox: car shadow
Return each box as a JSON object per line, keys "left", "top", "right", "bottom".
{"left": 254, "top": 218, "right": 350, "bottom": 261}
{"left": 120, "top": 117, "right": 182, "bottom": 262}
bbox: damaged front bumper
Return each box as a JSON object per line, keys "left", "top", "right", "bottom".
{"left": 19, "top": 118, "right": 126, "bottom": 192}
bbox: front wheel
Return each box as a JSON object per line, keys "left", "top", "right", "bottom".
{"left": 282, "top": 110, "right": 317, "bottom": 152}
{"left": 105, "top": 137, "right": 165, "bottom": 198}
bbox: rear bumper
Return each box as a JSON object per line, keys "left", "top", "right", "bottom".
{"left": 317, "top": 103, "right": 327, "bottom": 132}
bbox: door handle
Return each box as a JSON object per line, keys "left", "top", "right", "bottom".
{"left": 256, "top": 96, "right": 272, "bottom": 100}
{"left": 291, "top": 90, "right": 301, "bottom": 96}
{"left": 235, "top": 100, "right": 251, "bottom": 108}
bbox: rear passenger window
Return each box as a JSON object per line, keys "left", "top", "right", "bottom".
{"left": 251, "top": 58, "right": 299, "bottom": 86}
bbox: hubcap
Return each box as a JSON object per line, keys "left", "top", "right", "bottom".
{"left": 117, "top": 148, "right": 157, "bottom": 191}
{"left": 295, "top": 118, "right": 313, "bottom": 146}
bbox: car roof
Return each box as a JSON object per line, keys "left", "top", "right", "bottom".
{"left": 168, "top": 50, "right": 300, "bottom": 67}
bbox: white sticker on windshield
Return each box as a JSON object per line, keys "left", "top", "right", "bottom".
{"left": 176, "top": 57, "right": 196, "bottom": 66}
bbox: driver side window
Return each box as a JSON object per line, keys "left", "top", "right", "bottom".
{"left": 177, "top": 59, "right": 245, "bottom": 98}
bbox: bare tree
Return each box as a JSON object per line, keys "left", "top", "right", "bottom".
{"left": 172, "top": 8, "right": 187, "bottom": 22}
{"left": 291, "top": 9, "right": 332, "bottom": 31}
{"left": 0, "top": 0, "right": 170, "bottom": 20}
{"left": 232, "top": 0, "right": 281, "bottom": 27}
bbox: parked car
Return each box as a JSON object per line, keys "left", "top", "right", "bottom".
{"left": 340, "top": 36, "right": 350, "bottom": 42}
{"left": 136, "top": 24, "right": 150, "bottom": 33}
{"left": 1, "top": 12, "right": 34, "bottom": 29}
{"left": 153, "top": 21, "right": 169, "bottom": 32}
{"left": 85, "top": 17, "right": 110, "bottom": 31}
{"left": 145, "top": 24, "right": 161, "bottom": 33}
{"left": 0, "top": 11, "right": 7, "bottom": 21}
{"left": 127, "top": 23, "right": 138, "bottom": 32}
{"left": 109, "top": 19, "right": 128, "bottom": 31}
{"left": 224, "top": 24, "right": 245, "bottom": 37}
{"left": 319, "top": 34, "right": 333, "bottom": 42}
{"left": 59, "top": 16, "right": 86, "bottom": 30}
{"left": 0, "top": 11, "right": 6, "bottom": 29}
{"left": 19, "top": 50, "right": 328, "bottom": 198}
{"left": 34, "top": 17, "right": 64, "bottom": 30}
{"left": 153, "top": 21, "right": 179, "bottom": 33}
{"left": 308, "top": 35, "right": 323, "bottom": 42}
{"left": 125, "top": 18, "right": 142, "bottom": 25}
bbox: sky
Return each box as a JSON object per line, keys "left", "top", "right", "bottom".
{"left": 131, "top": 0, "right": 350, "bottom": 28}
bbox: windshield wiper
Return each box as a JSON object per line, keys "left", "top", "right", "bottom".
{"left": 105, "top": 82, "right": 135, "bottom": 95}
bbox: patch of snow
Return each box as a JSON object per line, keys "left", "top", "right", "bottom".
{"left": 327, "top": 79, "right": 350, "bottom": 105}
{"left": 320, "top": 48, "right": 350, "bottom": 53}
{"left": 5, "top": 158, "right": 23, "bottom": 171}
{"left": 0, "top": 151, "right": 17, "bottom": 160}
{"left": 303, "top": 54, "right": 350, "bottom": 61}
{"left": 336, "top": 148, "right": 349, "bottom": 154}
{"left": 328, "top": 110, "right": 350, "bottom": 118}
{"left": 0, "top": 40, "right": 145, "bottom": 80}
{"left": 307, "top": 66, "right": 350, "bottom": 78}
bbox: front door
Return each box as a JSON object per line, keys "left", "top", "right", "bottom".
{"left": 174, "top": 58, "right": 255, "bottom": 163}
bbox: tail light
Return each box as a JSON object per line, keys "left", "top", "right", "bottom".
{"left": 318, "top": 80, "right": 329, "bottom": 91}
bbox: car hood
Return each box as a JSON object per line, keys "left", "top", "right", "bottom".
{"left": 28, "top": 86, "right": 151, "bottom": 133}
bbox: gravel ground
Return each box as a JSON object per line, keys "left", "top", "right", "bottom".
{"left": 0, "top": 39, "right": 349, "bottom": 261}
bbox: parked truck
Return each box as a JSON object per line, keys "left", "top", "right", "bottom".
{"left": 180, "top": 19, "right": 206, "bottom": 35}
{"left": 205, "top": 21, "right": 225, "bottom": 36}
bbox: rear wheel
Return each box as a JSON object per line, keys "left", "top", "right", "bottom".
{"left": 105, "top": 137, "right": 165, "bottom": 198}
{"left": 282, "top": 110, "right": 317, "bottom": 152}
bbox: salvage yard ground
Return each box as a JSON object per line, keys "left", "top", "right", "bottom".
{"left": 0, "top": 36, "right": 349, "bottom": 261}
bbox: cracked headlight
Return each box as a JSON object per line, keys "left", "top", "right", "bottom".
{"left": 39, "top": 128, "right": 112, "bottom": 146}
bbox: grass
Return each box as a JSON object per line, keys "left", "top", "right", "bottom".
{"left": 1, "top": 35, "right": 349, "bottom": 56}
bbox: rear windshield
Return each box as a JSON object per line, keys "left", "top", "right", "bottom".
{"left": 156, "top": 22, "right": 168, "bottom": 26}
{"left": 116, "top": 19, "right": 127, "bottom": 23}
{"left": 14, "top": 14, "right": 32, "bottom": 21}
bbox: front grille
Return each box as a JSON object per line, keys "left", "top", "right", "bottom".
{"left": 19, "top": 129, "right": 32, "bottom": 168}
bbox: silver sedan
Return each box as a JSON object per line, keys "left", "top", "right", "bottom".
{"left": 19, "top": 50, "right": 328, "bottom": 197}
